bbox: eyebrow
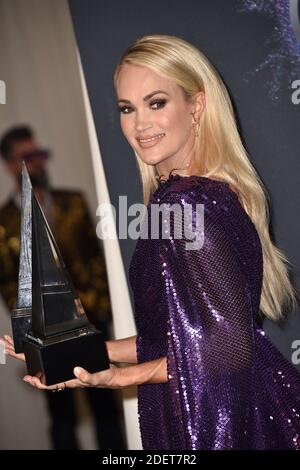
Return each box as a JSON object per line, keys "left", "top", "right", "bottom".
{"left": 117, "top": 90, "right": 169, "bottom": 104}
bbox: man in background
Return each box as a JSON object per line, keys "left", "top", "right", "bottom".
{"left": 0, "top": 125, "right": 125, "bottom": 450}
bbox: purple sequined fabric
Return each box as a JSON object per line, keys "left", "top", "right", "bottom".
{"left": 129, "top": 174, "right": 300, "bottom": 450}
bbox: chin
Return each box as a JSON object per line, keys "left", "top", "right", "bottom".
{"left": 139, "top": 157, "right": 165, "bottom": 167}
{"left": 136, "top": 149, "right": 169, "bottom": 166}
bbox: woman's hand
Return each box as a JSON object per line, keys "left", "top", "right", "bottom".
{"left": 23, "top": 363, "right": 122, "bottom": 391}
{"left": 0, "top": 335, "right": 25, "bottom": 361}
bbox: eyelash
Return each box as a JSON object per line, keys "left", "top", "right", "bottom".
{"left": 117, "top": 99, "right": 167, "bottom": 114}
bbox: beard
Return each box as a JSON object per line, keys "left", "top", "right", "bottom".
{"left": 17, "top": 168, "right": 50, "bottom": 190}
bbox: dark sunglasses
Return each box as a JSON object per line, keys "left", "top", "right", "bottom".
{"left": 21, "top": 148, "right": 51, "bottom": 162}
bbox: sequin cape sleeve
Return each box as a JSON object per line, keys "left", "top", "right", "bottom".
{"left": 158, "top": 182, "right": 258, "bottom": 449}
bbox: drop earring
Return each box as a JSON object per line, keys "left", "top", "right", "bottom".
{"left": 191, "top": 112, "right": 200, "bottom": 137}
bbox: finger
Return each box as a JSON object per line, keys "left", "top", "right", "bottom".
{"left": 1, "top": 338, "right": 14, "bottom": 352}
{"left": 1, "top": 338, "right": 13, "bottom": 351}
{"left": 3, "top": 341, "right": 17, "bottom": 355}
{"left": 36, "top": 371, "right": 45, "bottom": 383}
{"left": 73, "top": 367, "right": 95, "bottom": 386}
{"left": 23, "top": 375, "right": 83, "bottom": 390}
{"left": 23, "top": 375, "right": 44, "bottom": 389}
{"left": 4, "top": 335, "right": 14, "bottom": 347}
{"left": 64, "top": 378, "right": 84, "bottom": 388}
{"left": 5, "top": 347, "right": 25, "bottom": 361}
{"left": 3, "top": 343, "right": 13, "bottom": 353}
{"left": 5, "top": 347, "right": 18, "bottom": 357}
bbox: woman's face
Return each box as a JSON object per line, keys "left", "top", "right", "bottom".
{"left": 116, "top": 64, "right": 204, "bottom": 175}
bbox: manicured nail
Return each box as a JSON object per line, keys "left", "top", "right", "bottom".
{"left": 74, "top": 367, "right": 82, "bottom": 376}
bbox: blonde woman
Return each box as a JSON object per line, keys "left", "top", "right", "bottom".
{"left": 3, "top": 34, "right": 300, "bottom": 450}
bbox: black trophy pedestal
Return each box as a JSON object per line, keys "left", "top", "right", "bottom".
{"left": 23, "top": 326, "right": 109, "bottom": 385}
{"left": 11, "top": 307, "right": 32, "bottom": 353}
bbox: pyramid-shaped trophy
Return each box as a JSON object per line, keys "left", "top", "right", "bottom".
{"left": 12, "top": 163, "right": 109, "bottom": 385}
{"left": 11, "top": 162, "right": 33, "bottom": 353}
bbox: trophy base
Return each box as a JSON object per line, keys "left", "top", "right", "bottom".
{"left": 11, "top": 308, "right": 32, "bottom": 353}
{"left": 23, "top": 327, "right": 110, "bottom": 385}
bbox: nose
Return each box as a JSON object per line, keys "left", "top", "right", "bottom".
{"left": 134, "top": 109, "right": 153, "bottom": 133}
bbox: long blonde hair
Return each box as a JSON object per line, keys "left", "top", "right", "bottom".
{"left": 114, "top": 34, "right": 298, "bottom": 321}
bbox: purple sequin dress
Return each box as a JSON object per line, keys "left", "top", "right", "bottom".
{"left": 129, "top": 174, "right": 300, "bottom": 450}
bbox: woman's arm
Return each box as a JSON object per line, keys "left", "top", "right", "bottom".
{"left": 105, "top": 335, "right": 137, "bottom": 364}
{"left": 117, "top": 356, "right": 168, "bottom": 386}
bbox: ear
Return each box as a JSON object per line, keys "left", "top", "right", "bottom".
{"left": 192, "top": 91, "right": 205, "bottom": 119}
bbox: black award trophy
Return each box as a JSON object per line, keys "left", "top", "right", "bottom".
{"left": 11, "top": 161, "right": 32, "bottom": 353}
{"left": 12, "top": 163, "right": 109, "bottom": 385}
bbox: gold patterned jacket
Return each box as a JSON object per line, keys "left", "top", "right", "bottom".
{"left": 0, "top": 189, "right": 111, "bottom": 329}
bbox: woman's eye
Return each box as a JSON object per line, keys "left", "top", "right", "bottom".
{"left": 150, "top": 99, "right": 166, "bottom": 110}
{"left": 118, "top": 106, "right": 133, "bottom": 114}
{"left": 117, "top": 99, "right": 166, "bottom": 114}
